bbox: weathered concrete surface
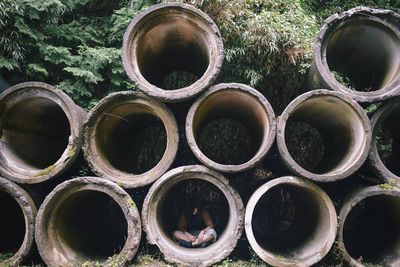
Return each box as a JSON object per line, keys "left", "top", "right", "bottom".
{"left": 122, "top": 3, "right": 224, "bottom": 102}
{"left": 186, "top": 83, "right": 276, "bottom": 173}
{"left": 309, "top": 6, "right": 400, "bottom": 102}
{"left": 277, "top": 89, "right": 371, "bottom": 182}
{"left": 0, "top": 177, "right": 37, "bottom": 266}
{"left": 245, "top": 176, "right": 337, "bottom": 267}
{"left": 83, "top": 91, "right": 179, "bottom": 188}
{"left": 369, "top": 97, "right": 400, "bottom": 183}
{"left": 35, "top": 177, "right": 141, "bottom": 267}
{"left": 338, "top": 185, "right": 400, "bottom": 266}
{"left": 142, "top": 165, "right": 244, "bottom": 267}
{"left": 0, "top": 82, "right": 86, "bottom": 184}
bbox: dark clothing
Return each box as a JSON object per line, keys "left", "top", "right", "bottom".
{"left": 186, "top": 210, "right": 205, "bottom": 231}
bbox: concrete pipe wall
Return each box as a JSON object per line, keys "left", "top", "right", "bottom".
{"left": 0, "top": 82, "right": 86, "bottom": 184}
{"left": 83, "top": 91, "right": 179, "bottom": 188}
{"left": 35, "top": 177, "right": 141, "bottom": 266}
{"left": 122, "top": 3, "right": 224, "bottom": 102}
{"left": 277, "top": 89, "right": 371, "bottom": 182}
{"left": 338, "top": 186, "right": 400, "bottom": 266}
{"left": 245, "top": 176, "right": 337, "bottom": 266}
{"left": 142, "top": 165, "right": 244, "bottom": 266}
{"left": 0, "top": 177, "right": 37, "bottom": 266}
{"left": 309, "top": 7, "right": 400, "bottom": 102}
{"left": 186, "top": 83, "right": 276, "bottom": 173}
{"left": 369, "top": 98, "right": 400, "bottom": 182}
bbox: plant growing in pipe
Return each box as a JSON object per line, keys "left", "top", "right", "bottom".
{"left": 35, "top": 177, "right": 141, "bottom": 266}
{"left": 122, "top": 2, "right": 224, "bottom": 102}
{"left": 245, "top": 176, "right": 337, "bottom": 266}
{"left": 277, "top": 89, "right": 371, "bottom": 182}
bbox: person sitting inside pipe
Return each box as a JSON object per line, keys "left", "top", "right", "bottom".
{"left": 173, "top": 200, "right": 217, "bottom": 248}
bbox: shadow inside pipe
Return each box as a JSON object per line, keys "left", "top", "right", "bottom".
{"left": 327, "top": 19, "right": 400, "bottom": 92}
{"left": 252, "top": 184, "right": 331, "bottom": 258}
{"left": 0, "top": 190, "right": 25, "bottom": 255}
{"left": 55, "top": 190, "right": 127, "bottom": 260}
{"left": 343, "top": 194, "right": 400, "bottom": 265}
{"left": 0, "top": 97, "right": 70, "bottom": 170}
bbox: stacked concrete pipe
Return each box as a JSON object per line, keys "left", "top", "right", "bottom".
{"left": 309, "top": 7, "right": 400, "bottom": 102}
{"left": 277, "top": 90, "right": 371, "bottom": 182}
{"left": 142, "top": 165, "right": 244, "bottom": 266}
{"left": 245, "top": 176, "right": 337, "bottom": 266}
{"left": 186, "top": 83, "right": 276, "bottom": 173}
{"left": 83, "top": 91, "right": 179, "bottom": 188}
{"left": 0, "top": 177, "right": 37, "bottom": 266}
{"left": 35, "top": 177, "right": 141, "bottom": 266}
{"left": 0, "top": 82, "right": 86, "bottom": 184}
{"left": 338, "top": 185, "right": 400, "bottom": 266}
{"left": 122, "top": 2, "right": 224, "bottom": 102}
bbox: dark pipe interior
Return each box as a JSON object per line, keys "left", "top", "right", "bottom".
{"left": 193, "top": 90, "right": 266, "bottom": 165}
{"left": 343, "top": 194, "right": 400, "bottom": 265}
{"left": 327, "top": 19, "right": 400, "bottom": 92}
{"left": 136, "top": 15, "right": 210, "bottom": 90}
{"left": 96, "top": 105, "right": 167, "bottom": 174}
{"left": 0, "top": 190, "right": 25, "bottom": 254}
{"left": 376, "top": 108, "right": 400, "bottom": 176}
{"left": 252, "top": 184, "right": 330, "bottom": 257}
{"left": 157, "top": 179, "right": 229, "bottom": 245}
{"left": 55, "top": 190, "right": 127, "bottom": 260}
{"left": 0, "top": 97, "right": 70, "bottom": 170}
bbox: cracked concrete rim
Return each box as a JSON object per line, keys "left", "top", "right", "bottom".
{"left": 121, "top": 2, "right": 224, "bottom": 102}
{"left": 310, "top": 6, "right": 400, "bottom": 102}
{"left": 185, "top": 83, "right": 276, "bottom": 173}
{"left": 35, "top": 177, "right": 141, "bottom": 267}
{"left": 83, "top": 91, "right": 179, "bottom": 189}
{"left": 277, "top": 89, "right": 371, "bottom": 182}
{"left": 0, "top": 81, "right": 86, "bottom": 184}
{"left": 0, "top": 177, "right": 37, "bottom": 267}
{"left": 142, "top": 165, "right": 244, "bottom": 267}
{"left": 245, "top": 176, "right": 337, "bottom": 267}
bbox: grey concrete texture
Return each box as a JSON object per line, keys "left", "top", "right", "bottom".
{"left": 142, "top": 165, "right": 244, "bottom": 266}
{"left": 35, "top": 177, "right": 141, "bottom": 267}
{"left": 83, "top": 91, "right": 179, "bottom": 189}
{"left": 277, "top": 89, "right": 371, "bottom": 182}
{"left": 369, "top": 97, "right": 400, "bottom": 183}
{"left": 0, "top": 82, "right": 87, "bottom": 184}
{"left": 337, "top": 185, "right": 400, "bottom": 266}
{"left": 309, "top": 6, "right": 400, "bottom": 103}
{"left": 121, "top": 2, "right": 224, "bottom": 102}
{"left": 186, "top": 83, "right": 276, "bottom": 173}
{"left": 0, "top": 177, "right": 37, "bottom": 266}
{"left": 245, "top": 176, "right": 337, "bottom": 267}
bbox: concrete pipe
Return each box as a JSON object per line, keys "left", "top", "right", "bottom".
{"left": 245, "top": 176, "right": 337, "bottom": 266}
{"left": 369, "top": 98, "right": 400, "bottom": 182}
{"left": 122, "top": 3, "right": 224, "bottom": 102}
{"left": 35, "top": 177, "right": 141, "bottom": 266}
{"left": 142, "top": 165, "right": 244, "bottom": 266}
{"left": 186, "top": 83, "right": 276, "bottom": 173}
{"left": 309, "top": 7, "right": 400, "bottom": 102}
{"left": 0, "top": 82, "right": 86, "bottom": 184}
{"left": 277, "top": 89, "right": 371, "bottom": 182}
{"left": 338, "top": 186, "right": 400, "bottom": 266}
{"left": 83, "top": 91, "right": 178, "bottom": 188}
{"left": 0, "top": 177, "right": 36, "bottom": 266}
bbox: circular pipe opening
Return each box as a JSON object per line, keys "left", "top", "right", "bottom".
{"left": 122, "top": 3, "right": 223, "bottom": 102}
{"left": 0, "top": 82, "right": 86, "bottom": 183}
{"left": 186, "top": 83, "right": 276, "bottom": 173}
{"left": 84, "top": 92, "right": 178, "bottom": 188}
{"left": 339, "top": 187, "right": 400, "bottom": 266}
{"left": 35, "top": 177, "right": 141, "bottom": 266}
{"left": 142, "top": 165, "right": 244, "bottom": 266}
{"left": 245, "top": 177, "right": 337, "bottom": 266}
{"left": 277, "top": 90, "right": 371, "bottom": 182}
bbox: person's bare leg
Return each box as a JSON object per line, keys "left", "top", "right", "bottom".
{"left": 173, "top": 230, "right": 194, "bottom": 242}
{"left": 192, "top": 233, "right": 214, "bottom": 246}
